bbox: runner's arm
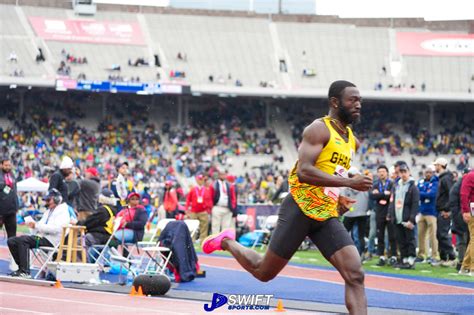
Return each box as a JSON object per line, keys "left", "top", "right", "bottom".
{"left": 297, "top": 121, "right": 371, "bottom": 191}
{"left": 296, "top": 121, "right": 349, "bottom": 187}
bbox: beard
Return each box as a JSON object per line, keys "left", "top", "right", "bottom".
{"left": 338, "top": 100, "right": 360, "bottom": 125}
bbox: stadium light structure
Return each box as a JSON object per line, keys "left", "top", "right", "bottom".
{"left": 315, "top": 0, "right": 474, "bottom": 21}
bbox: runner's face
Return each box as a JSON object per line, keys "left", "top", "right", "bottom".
{"left": 338, "top": 87, "right": 362, "bottom": 125}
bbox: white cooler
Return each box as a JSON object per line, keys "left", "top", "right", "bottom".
{"left": 47, "top": 262, "right": 100, "bottom": 283}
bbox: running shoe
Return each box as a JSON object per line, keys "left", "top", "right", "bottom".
{"left": 202, "top": 229, "right": 236, "bottom": 254}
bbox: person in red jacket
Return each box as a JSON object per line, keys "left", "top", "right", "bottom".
{"left": 186, "top": 174, "right": 212, "bottom": 243}
{"left": 163, "top": 180, "right": 179, "bottom": 219}
{"left": 460, "top": 170, "right": 474, "bottom": 275}
{"left": 114, "top": 192, "right": 147, "bottom": 243}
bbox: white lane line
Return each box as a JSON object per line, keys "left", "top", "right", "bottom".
{"left": 0, "top": 306, "right": 52, "bottom": 314}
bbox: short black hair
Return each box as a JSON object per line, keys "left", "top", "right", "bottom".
{"left": 328, "top": 80, "right": 356, "bottom": 100}
{"left": 394, "top": 160, "right": 407, "bottom": 167}
{"left": 1, "top": 156, "right": 10, "bottom": 163}
{"left": 377, "top": 165, "right": 389, "bottom": 172}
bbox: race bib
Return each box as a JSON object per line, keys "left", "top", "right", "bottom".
{"left": 197, "top": 196, "right": 203, "bottom": 204}
{"left": 324, "top": 187, "right": 340, "bottom": 202}
{"left": 3, "top": 186, "right": 11, "bottom": 194}
{"left": 379, "top": 200, "right": 387, "bottom": 205}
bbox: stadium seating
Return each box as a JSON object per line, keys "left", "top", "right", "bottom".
{"left": 2, "top": 4, "right": 471, "bottom": 92}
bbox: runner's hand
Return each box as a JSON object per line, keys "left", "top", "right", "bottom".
{"left": 337, "top": 195, "right": 356, "bottom": 216}
{"left": 348, "top": 174, "right": 373, "bottom": 191}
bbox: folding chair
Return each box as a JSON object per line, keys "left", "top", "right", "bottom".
{"left": 31, "top": 242, "right": 61, "bottom": 279}
{"left": 133, "top": 219, "right": 175, "bottom": 273}
{"left": 252, "top": 215, "right": 278, "bottom": 249}
{"left": 137, "top": 218, "right": 175, "bottom": 249}
{"left": 184, "top": 219, "right": 200, "bottom": 239}
{"left": 88, "top": 218, "right": 122, "bottom": 271}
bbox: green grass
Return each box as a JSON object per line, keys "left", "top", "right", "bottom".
{"left": 194, "top": 244, "right": 474, "bottom": 283}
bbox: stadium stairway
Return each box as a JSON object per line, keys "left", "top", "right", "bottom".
{"left": 271, "top": 107, "right": 299, "bottom": 171}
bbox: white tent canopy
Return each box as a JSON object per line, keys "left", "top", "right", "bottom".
{"left": 17, "top": 177, "right": 49, "bottom": 192}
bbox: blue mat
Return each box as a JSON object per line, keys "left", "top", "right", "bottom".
{"left": 175, "top": 264, "right": 474, "bottom": 314}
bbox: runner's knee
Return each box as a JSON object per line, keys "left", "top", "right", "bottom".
{"left": 344, "top": 265, "right": 365, "bottom": 286}
{"left": 255, "top": 269, "right": 277, "bottom": 282}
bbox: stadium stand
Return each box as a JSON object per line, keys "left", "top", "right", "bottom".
{"left": 2, "top": 3, "right": 471, "bottom": 92}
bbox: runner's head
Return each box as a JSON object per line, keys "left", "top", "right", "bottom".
{"left": 328, "top": 80, "right": 361, "bottom": 125}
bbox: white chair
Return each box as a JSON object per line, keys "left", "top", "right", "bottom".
{"left": 184, "top": 219, "right": 200, "bottom": 239}
{"left": 137, "top": 218, "right": 175, "bottom": 248}
{"left": 251, "top": 215, "right": 279, "bottom": 249}
{"left": 31, "top": 242, "right": 61, "bottom": 280}
{"left": 88, "top": 218, "right": 122, "bottom": 271}
{"left": 135, "top": 219, "right": 176, "bottom": 274}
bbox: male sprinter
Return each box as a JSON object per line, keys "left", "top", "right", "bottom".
{"left": 202, "top": 80, "right": 372, "bottom": 314}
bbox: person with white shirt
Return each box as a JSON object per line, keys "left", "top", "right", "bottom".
{"left": 113, "top": 161, "right": 129, "bottom": 209}
{"left": 7, "top": 189, "right": 70, "bottom": 278}
{"left": 211, "top": 170, "right": 237, "bottom": 235}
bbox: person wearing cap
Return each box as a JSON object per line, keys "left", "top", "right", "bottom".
{"left": 210, "top": 170, "right": 237, "bottom": 235}
{"left": 341, "top": 167, "right": 370, "bottom": 258}
{"left": 459, "top": 169, "right": 474, "bottom": 275}
{"left": 114, "top": 192, "right": 147, "bottom": 243}
{"left": 7, "top": 189, "right": 70, "bottom": 278}
{"left": 77, "top": 188, "right": 117, "bottom": 262}
{"left": 433, "top": 157, "right": 456, "bottom": 266}
{"left": 388, "top": 163, "right": 419, "bottom": 269}
{"left": 76, "top": 167, "right": 101, "bottom": 221}
{"left": 112, "top": 161, "right": 129, "bottom": 209}
{"left": 370, "top": 164, "right": 397, "bottom": 266}
{"left": 49, "top": 156, "right": 74, "bottom": 204}
{"left": 186, "top": 174, "right": 213, "bottom": 243}
{"left": 0, "top": 156, "right": 19, "bottom": 239}
{"left": 416, "top": 166, "right": 440, "bottom": 264}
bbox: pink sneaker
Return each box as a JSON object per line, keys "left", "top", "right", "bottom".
{"left": 202, "top": 229, "right": 236, "bottom": 254}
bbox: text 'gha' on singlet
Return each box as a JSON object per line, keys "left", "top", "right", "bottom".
{"left": 288, "top": 116, "right": 356, "bottom": 221}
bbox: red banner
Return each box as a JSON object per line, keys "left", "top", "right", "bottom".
{"left": 28, "top": 17, "right": 145, "bottom": 45}
{"left": 396, "top": 32, "right": 474, "bottom": 56}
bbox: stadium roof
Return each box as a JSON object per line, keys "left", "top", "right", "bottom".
{"left": 192, "top": 85, "right": 474, "bottom": 102}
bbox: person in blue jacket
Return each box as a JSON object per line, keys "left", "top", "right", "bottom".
{"left": 416, "top": 166, "right": 439, "bottom": 263}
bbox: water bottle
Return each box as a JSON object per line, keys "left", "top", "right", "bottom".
{"left": 126, "top": 271, "right": 134, "bottom": 285}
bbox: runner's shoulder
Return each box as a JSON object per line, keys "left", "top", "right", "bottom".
{"left": 302, "top": 118, "right": 330, "bottom": 144}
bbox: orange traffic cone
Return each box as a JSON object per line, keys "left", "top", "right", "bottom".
{"left": 275, "top": 299, "right": 285, "bottom": 312}
{"left": 54, "top": 280, "right": 63, "bottom": 289}
{"left": 129, "top": 285, "right": 137, "bottom": 296}
{"left": 136, "top": 286, "right": 144, "bottom": 297}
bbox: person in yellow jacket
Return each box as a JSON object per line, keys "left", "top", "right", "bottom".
{"left": 77, "top": 188, "right": 117, "bottom": 263}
